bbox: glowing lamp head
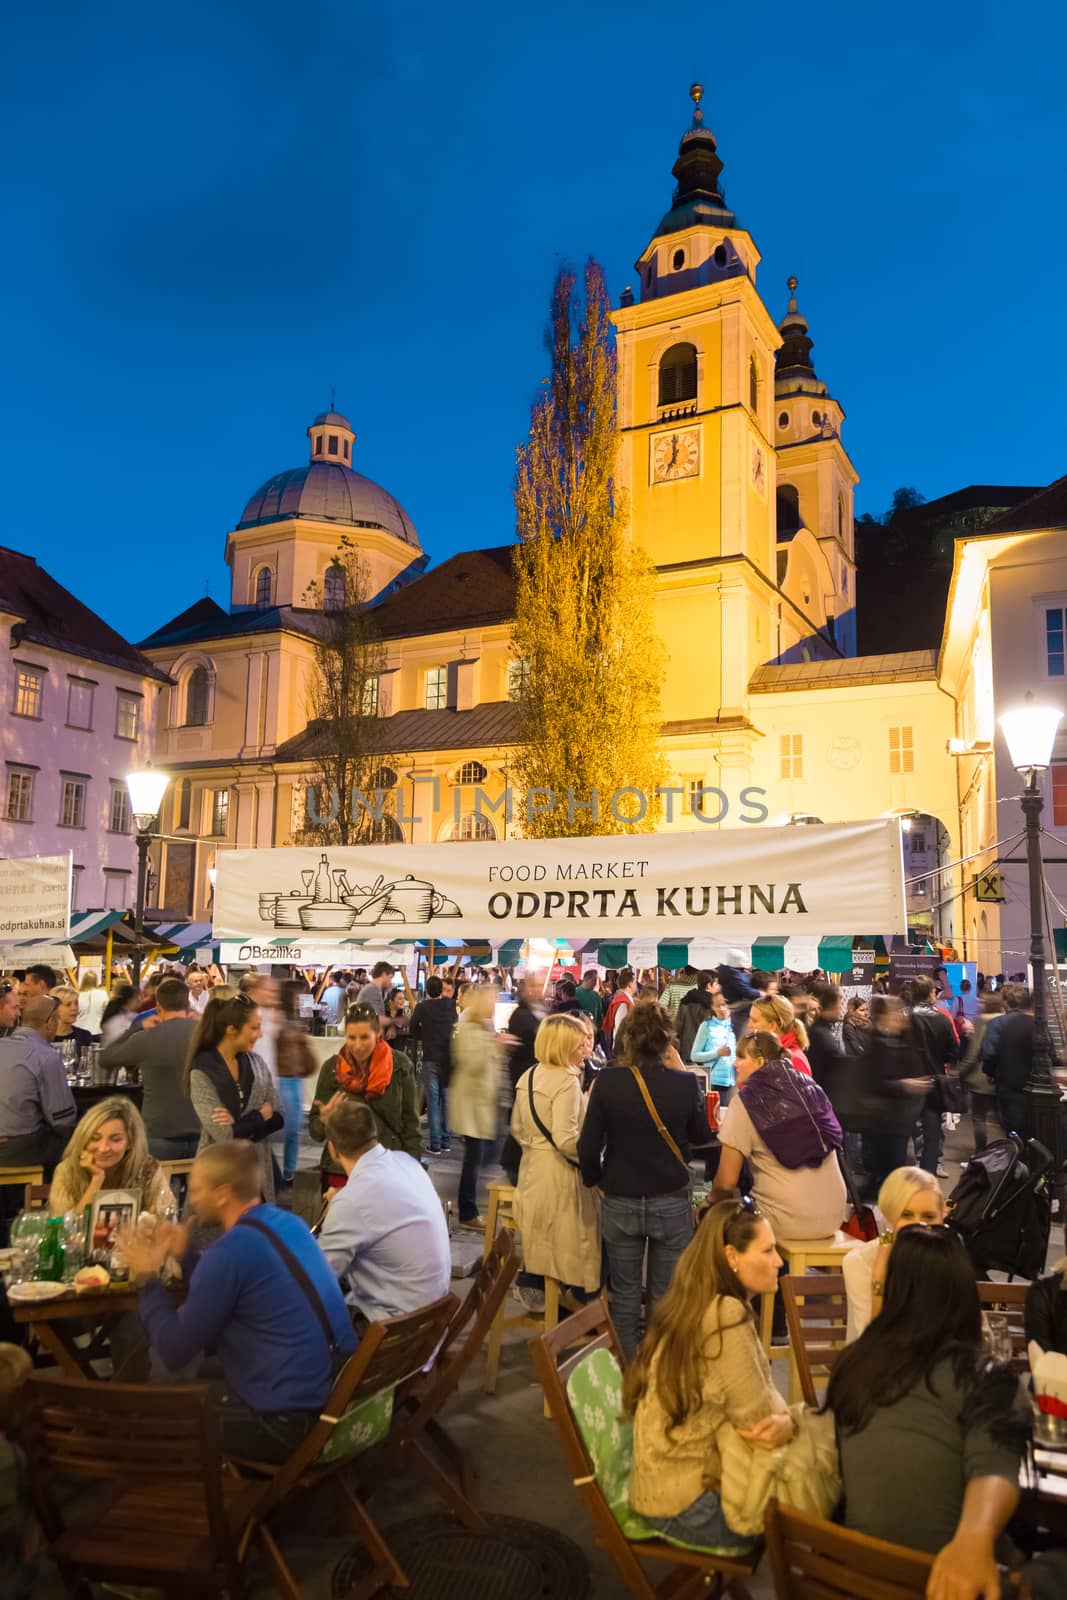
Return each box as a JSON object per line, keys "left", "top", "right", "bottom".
{"left": 125, "top": 767, "right": 169, "bottom": 831}
{"left": 998, "top": 701, "right": 1063, "bottom": 773}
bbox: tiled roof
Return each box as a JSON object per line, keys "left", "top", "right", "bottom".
{"left": 275, "top": 699, "right": 522, "bottom": 761}
{"left": 0, "top": 546, "right": 171, "bottom": 683}
{"left": 981, "top": 474, "right": 1067, "bottom": 534}
{"left": 749, "top": 650, "right": 938, "bottom": 692}
{"left": 369, "top": 547, "right": 516, "bottom": 639}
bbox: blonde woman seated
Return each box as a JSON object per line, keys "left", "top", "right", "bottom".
{"left": 510, "top": 1014, "right": 601, "bottom": 1305}
{"left": 624, "top": 1199, "right": 791, "bottom": 1551}
{"left": 49, "top": 1095, "right": 174, "bottom": 1217}
{"left": 843, "top": 1165, "right": 944, "bottom": 1341}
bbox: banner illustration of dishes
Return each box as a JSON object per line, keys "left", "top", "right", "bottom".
{"left": 260, "top": 852, "right": 463, "bottom": 933}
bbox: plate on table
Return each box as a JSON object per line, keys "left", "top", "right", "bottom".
{"left": 7, "top": 1280, "right": 68, "bottom": 1303}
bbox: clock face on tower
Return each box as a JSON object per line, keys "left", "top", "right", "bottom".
{"left": 651, "top": 427, "right": 700, "bottom": 483}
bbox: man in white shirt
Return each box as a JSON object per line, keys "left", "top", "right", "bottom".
{"left": 186, "top": 969, "right": 210, "bottom": 1014}
{"left": 317, "top": 1098, "right": 451, "bottom": 1326}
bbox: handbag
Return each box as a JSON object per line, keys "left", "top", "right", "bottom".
{"left": 717, "top": 1406, "right": 841, "bottom": 1536}
{"left": 627, "top": 1067, "right": 690, "bottom": 1176}
{"left": 837, "top": 1150, "right": 879, "bottom": 1242}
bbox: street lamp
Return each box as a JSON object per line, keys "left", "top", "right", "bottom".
{"left": 125, "top": 766, "right": 170, "bottom": 993}
{"left": 998, "top": 698, "right": 1064, "bottom": 1158}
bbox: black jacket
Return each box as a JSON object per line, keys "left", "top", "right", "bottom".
{"left": 675, "top": 988, "right": 713, "bottom": 1064}
{"left": 407, "top": 996, "right": 457, "bottom": 1066}
{"left": 807, "top": 1017, "right": 845, "bottom": 1093}
{"left": 1026, "top": 1272, "right": 1067, "bottom": 1357}
{"left": 578, "top": 1063, "right": 710, "bottom": 1196}
{"left": 506, "top": 1000, "right": 541, "bottom": 1089}
{"left": 989, "top": 1011, "right": 1035, "bottom": 1092}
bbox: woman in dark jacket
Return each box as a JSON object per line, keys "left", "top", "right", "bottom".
{"left": 308, "top": 1002, "right": 421, "bottom": 1187}
{"left": 578, "top": 1000, "right": 710, "bottom": 1360}
{"left": 185, "top": 992, "right": 283, "bottom": 1201}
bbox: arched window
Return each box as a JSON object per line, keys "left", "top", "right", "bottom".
{"left": 185, "top": 665, "right": 210, "bottom": 727}
{"left": 457, "top": 760, "right": 488, "bottom": 786}
{"left": 452, "top": 812, "right": 496, "bottom": 842}
{"left": 776, "top": 484, "right": 800, "bottom": 536}
{"left": 749, "top": 354, "right": 760, "bottom": 413}
{"left": 658, "top": 343, "right": 697, "bottom": 406}
{"left": 366, "top": 813, "right": 403, "bottom": 844}
{"left": 254, "top": 567, "right": 273, "bottom": 608}
{"left": 323, "top": 565, "right": 345, "bottom": 612}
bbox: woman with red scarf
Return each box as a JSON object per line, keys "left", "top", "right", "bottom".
{"left": 308, "top": 1003, "right": 421, "bottom": 1189}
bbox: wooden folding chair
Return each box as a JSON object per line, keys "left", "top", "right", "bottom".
{"left": 229, "top": 1292, "right": 458, "bottom": 1600}
{"left": 530, "top": 1298, "right": 759, "bottom": 1600}
{"left": 978, "top": 1281, "right": 1030, "bottom": 1373}
{"left": 764, "top": 1499, "right": 934, "bottom": 1599}
{"left": 382, "top": 1228, "right": 520, "bottom": 1529}
{"left": 780, "top": 1273, "right": 847, "bottom": 1407}
{"left": 0, "top": 1164, "right": 44, "bottom": 1211}
{"left": 18, "top": 1373, "right": 270, "bottom": 1597}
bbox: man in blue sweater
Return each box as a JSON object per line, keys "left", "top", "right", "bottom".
{"left": 122, "top": 1140, "right": 357, "bottom": 1461}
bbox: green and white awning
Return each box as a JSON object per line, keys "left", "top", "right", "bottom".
{"left": 490, "top": 934, "right": 873, "bottom": 975}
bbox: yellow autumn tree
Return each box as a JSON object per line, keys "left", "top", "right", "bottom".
{"left": 511, "top": 260, "right": 665, "bottom": 838}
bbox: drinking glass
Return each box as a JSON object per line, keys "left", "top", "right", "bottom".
{"left": 9, "top": 1210, "right": 47, "bottom": 1283}
{"left": 61, "top": 1210, "right": 87, "bottom": 1282}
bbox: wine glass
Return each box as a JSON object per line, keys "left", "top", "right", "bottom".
{"left": 300, "top": 869, "right": 314, "bottom": 896}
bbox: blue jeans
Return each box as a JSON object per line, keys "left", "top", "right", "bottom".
{"left": 423, "top": 1060, "right": 449, "bottom": 1150}
{"left": 459, "top": 1137, "right": 494, "bottom": 1222}
{"left": 644, "top": 1488, "right": 754, "bottom": 1554}
{"left": 147, "top": 1134, "right": 199, "bottom": 1162}
{"left": 601, "top": 1190, "right": 693, "bottom": 1360}
{"left": 278, "top": 1076, "right": 304, "bottom": 1179}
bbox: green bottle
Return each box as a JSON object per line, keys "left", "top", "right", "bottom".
{"left": 38, "top": 1217, "right": 66, "bottom": 1283}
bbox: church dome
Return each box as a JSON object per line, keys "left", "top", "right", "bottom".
{"left": 237, "top": 409, "right": 421, "bottom": 548}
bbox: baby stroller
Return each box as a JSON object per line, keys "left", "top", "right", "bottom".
{"left": 945, "top": 1135, "right": 1054, "bottom": 1280}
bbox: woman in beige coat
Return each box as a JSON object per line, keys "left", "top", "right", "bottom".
{"left": 449, "top": 985, "right": 504, "bottom": 1230}
{"left": 511, "top": 1013, "right": 601, "bottom": 1296}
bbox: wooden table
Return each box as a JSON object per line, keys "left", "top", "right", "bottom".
{"left": 71, "top": 1082, "right": 144, "bottom": 1117}
{"left": 10, "top": 1281, "right": 181, "bottom": 1379}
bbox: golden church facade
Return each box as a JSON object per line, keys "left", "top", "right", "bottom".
{"left": 140, "top": 89, "right": 961, "bottom": 943}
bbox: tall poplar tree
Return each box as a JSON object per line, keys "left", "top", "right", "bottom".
{"left": 295, "top": 537, "right": 399, "bottom": 847}
{"left": 512, "top": 260, "right": 664, "bottom": 838}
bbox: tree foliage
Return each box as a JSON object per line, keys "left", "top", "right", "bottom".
{"left": 511, "top": 261, "right": 665, "bottom": 838}
{"left": 295, "top": 537, "right": 399, "bottom": 847}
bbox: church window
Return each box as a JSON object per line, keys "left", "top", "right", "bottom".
{"left": 672, "top": 248, "right": 685, "bottom": 270}
{"left": 343, "top": 439, "right": 349, "bottom": 459}
{"left": 451, "top": 812, "right": 496, "bottom": 842}
{"left": 254, "top": 567, "right": 272, "bottom": 608}
{"left": 362, "top": 676, "right": 379, "bottom": 716}
{"left": 658, "top": 343, "right": 697, "bottom": 406}
{"left": 323, "top": 565, "right": 345, "bottom": 611}
{"left": 314, "top": 434, "right": 323, "bottom": 454}
{"left": 812, "top": 409, "right": 822, "bottom": 427}
{"left": 779, "top": 411, "right": 789, "bottom": 429}
{"left": 185, "top": 665, "right": 211, "bottom": 727}
{"left": 749, "top": 355, "right": 759, "bottom": 414}
{"left": 780, "top": 734, "right": 803, "bottom": 780}
{"left": 327, "top": 435, "right": 339, "bottom": 455}
{"left": 713, "top": 244, "right": 728, "bottom": 267}
{"left": 507, "top": 658, "right": 531, "bottom": 700}
{"left": 457, "top": 760, "right": 488, "bottom": 786}
{"left": 776, "top": 484, "right": 800, "bottom": 536}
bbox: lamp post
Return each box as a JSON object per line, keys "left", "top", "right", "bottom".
{"left": 998, "top": 701, "right": 1064, "bottom": 1159}
{"left": 125, "top": 766, "right": 170, "bottom": 994}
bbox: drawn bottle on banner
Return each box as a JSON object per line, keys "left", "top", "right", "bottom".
{"left": 314, "top": 853, "right": 331, "bottom": 903}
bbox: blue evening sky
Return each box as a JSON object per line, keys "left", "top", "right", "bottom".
{"left": 3, "top": 0, "right": 1065, "bottom": 641}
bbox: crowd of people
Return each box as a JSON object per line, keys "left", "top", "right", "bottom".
{"left": 0, "top": 950, "right": 1064, "bottom": 1598}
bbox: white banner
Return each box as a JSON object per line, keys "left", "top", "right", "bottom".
{"left": 218, "top": 940, "right": 416, "bottom": 967}
{"left": 214, "top": 820, "right": 906, "bottom": 949}
{"left": 0, "top": 853, "right": 72, "bottom": 941}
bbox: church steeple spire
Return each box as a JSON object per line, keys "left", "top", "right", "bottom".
{"left": 775, "top": 276, "right": 818, "bottom": 384}
{"left": 653, "top": 83, "right": 736, "bottom": 238}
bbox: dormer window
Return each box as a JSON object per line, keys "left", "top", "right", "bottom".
{"left": 659, "top": 342, "right": 698, "bottom": 406}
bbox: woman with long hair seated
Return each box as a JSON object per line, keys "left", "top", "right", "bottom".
{"left": 510, "top": 1013, "right": 601, "bottom": 1305}
{"left": 712, "top": 1031, "right": 846, "bottom": 1242}
{"left": 186, "top": 992, "right": 283, "bottom": 1202}
{"left": 308, "top": 1001, "right": 421, "bottom": 1191}
{"left": 623, "top": 1199, "right": 791, "bottom": 1551}
{"left": 49, "top": 1095, "right": 174, "bottom": 1217}
{"left": 826, "top": 1226, "right": 1030, "bottom": 1594}
{"left": 843, "top": 1165, "right": 944, "bottom": 1340}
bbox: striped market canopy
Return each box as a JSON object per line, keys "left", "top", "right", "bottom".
{"left": 493, "top": 934, "right": 873, "bottom": 975}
